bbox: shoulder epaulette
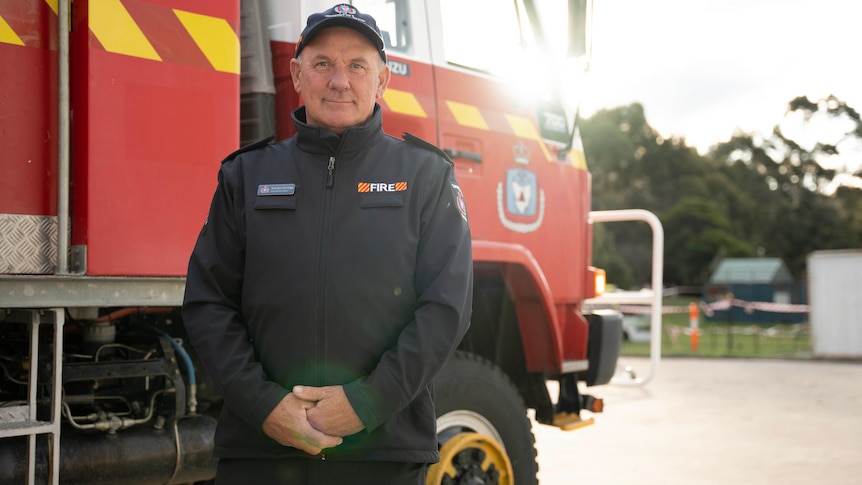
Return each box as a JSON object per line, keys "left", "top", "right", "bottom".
{"left": 402, "top": 132, "right": 453, "bottom": 165}
{"left": 221, "top": 135, "right": 276, "bottom": 164}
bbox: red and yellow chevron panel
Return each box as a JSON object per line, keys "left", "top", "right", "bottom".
{"left": 381, "top": 81, "right": 567, "bottom": 165}
{"left": 68, "top": 0, "right": 241, "bottom": 276}
{"left": 443, "top": 98, "right": 555, "bottom": 162}
{"left": 87, "top": 0, "right": 238, "bottom": 73}
{"left": 0, "top": 0, "right": 57, "bottom": 49}
{"left": 0, "top": 0, "right": 238, "bottom": 73}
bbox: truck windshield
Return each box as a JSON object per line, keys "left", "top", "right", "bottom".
{"left": 440, "top": 0, "right": 570, "bottom": 79}
{"left": 441, "top": 0, "right": 583, "bottom": 147}
{"left": 354, "top": 0, "right": 413, "bottom": 55}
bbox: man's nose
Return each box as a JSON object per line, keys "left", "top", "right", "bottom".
{"left": 328, "top": 66, "right": 350, "bottom": 90}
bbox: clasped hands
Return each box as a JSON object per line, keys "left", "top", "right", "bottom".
{"left": 262, "top": 385, "right": 365, "bottom": 456}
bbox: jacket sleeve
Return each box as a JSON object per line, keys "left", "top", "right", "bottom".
{"left": 182, "top": 159, "right": 288, "bottom": 430}
{"left": 343, "top": 159, "right": 473, "bottom": 431}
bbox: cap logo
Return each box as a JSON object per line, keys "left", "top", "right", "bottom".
{"left": 334, "top": 4, "right": 357, "bottom": 15}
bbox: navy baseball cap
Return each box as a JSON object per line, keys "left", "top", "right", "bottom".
{"left": 295, "top": 4, "right": 387, "bottom": 62}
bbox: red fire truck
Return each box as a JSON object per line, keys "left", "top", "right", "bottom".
{"left": 0, "top": 1, "right": 635, "bottom": 483}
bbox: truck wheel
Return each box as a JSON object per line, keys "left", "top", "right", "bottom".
{"left": 429, "top": 351, "right": 538, "bottom": 485}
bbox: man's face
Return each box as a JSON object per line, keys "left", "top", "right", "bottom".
{"left": 290, "top": 27, "right": 390, "bottom": 134}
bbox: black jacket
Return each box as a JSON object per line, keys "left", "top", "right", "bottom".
{"left": 182, "top": 105, "right": 472, "bottom": 463}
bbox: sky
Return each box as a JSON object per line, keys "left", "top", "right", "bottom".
{"left": 578, "top": 0, "right": 862, "bottom": 159}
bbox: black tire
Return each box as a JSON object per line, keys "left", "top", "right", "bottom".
{"left": 431, "top": 351, "right": 538, "bottom": 485}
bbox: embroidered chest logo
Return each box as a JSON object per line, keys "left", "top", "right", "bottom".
{"left": 358, "top": 182, "right": 408, "bottom": 193}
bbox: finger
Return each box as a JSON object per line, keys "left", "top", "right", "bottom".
{"left": 293, "top": 442, "right": 322, "bottom": 456}
{"left": 293, "top": 385, "right": 325, "bottom": 401}
{"left": 300, "top": 423, "right": 343, "bottom": 450}
{"left": 285, "top": 390, "right": 318, "bottom": 409}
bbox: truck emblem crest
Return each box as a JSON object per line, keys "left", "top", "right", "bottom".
{"left": 497, "top": 168, "right": 545, "bottom": 233}
{"left": 496, "top": 141, "right": 545, "bottom": 232}
{"left": 508, "top": 169, "right": 535, "bottom": 215}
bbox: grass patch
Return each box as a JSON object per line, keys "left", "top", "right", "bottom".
{"left": 619, "top": 296, "right": 812, "bottom": 359}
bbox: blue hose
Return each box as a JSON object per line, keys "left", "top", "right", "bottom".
{"left": 144, "top": 324, "right": 198, "bottom": 414}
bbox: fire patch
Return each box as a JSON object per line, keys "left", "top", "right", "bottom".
{"left": 358, "top": 182, "right": 407, "bottom": 192}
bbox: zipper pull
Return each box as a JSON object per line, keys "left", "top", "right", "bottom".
{"left": 326, "top": 156, "right": 335, "bottom": 188}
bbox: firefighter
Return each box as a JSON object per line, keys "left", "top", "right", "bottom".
{"left": 182, "top": 4, "right": 472, "bottom": 484}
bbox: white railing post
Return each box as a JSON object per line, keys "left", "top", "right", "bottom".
{"left": 586, "top": 209, "right": 664, "bottom": 386}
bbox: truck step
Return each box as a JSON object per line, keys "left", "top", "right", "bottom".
{"left": 552, "top": 412, "right": 595, "bottom": 431}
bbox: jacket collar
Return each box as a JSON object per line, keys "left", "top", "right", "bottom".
{"left": 292, "top": 104, "right": 384, "bottom": 159}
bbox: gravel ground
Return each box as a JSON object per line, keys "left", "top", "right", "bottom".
{"left": 532, "top": 356, "right": 862, "bottom": 484}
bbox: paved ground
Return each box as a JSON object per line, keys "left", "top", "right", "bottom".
{"left": 532, "top": 356, "right": 862, "bottom": 484}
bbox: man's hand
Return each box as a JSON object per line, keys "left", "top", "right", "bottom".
{"left": 294, "top": 385, "right": 365, "bottom": 437}
{"left": 262, "top": 392, "right": 343, "bottom": 455}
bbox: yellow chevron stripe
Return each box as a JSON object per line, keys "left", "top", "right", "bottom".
{"left": 566, "top": 149, "right": 588, "bottom": 170}
{"left": 0, "top": 15, "right": 25, "bottom": 46}
{"left": 446, "top": 101, "right": 489, "bottom": 130}
{"left": 505, "top": 114, "right": 541, "bottom": 140}
{"left": 45, "top": 0, "right": 58, "bottom": 16}
{"left": 383, "top": 89, "right": 427, "bottom": 117}
{"left": 89, "top": 0, "right": 161, "bottom": 61}
{"left": 505, "top": 114, "right": 552, "bottom": 161}
{"left": 173, "top": 9, "right": 239, "bottom": 74}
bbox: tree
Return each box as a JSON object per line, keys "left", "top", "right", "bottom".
{"left": 709, "top": 94, "right": 862, "bottom": 277}
{"left": 662, "top": 197, "right": 753, "bottom": 286}
{"left": 582, "top": 103, "right": 738, "bottom": 286}
{"left": 581, "top": 96, "right": 862, "bottom": 288}
{"left": 592, "top": 223, "right": 634, "bottom": 290}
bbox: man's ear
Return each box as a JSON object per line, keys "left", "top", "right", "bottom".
{"left": 290, "top": 58, "right": 302, "bottom": 94}
{"left": 376, "top": 64, "right": 391, "bottom": 100}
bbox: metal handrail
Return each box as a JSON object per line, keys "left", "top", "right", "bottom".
{"left": 57, "top": 0, "right": 70, "bottom": 275}
{"left": 585, "top": 209, "right": 664, "bottom": 386}
{"left": 0, "top": 309, "right": 63, "bottom": 484}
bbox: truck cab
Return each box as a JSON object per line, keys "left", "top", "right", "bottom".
{"left": 0, "top": 1, "right": 624, "bottom": 483}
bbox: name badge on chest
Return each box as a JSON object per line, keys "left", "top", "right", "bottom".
{"left": 257, "top": 184, "right": 296, "bottom": 196}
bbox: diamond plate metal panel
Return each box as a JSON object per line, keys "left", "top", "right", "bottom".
{"left": 0, "top": 214, "right": 57, "bottom": 274}
{"left": 0, "top": 405, "right": 30, "bottom": 424}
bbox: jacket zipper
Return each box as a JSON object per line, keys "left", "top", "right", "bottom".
{"left": 326, "top": 156, "right": 335, "bottom": 187}
{"left": 314, "top": 155, "right": 337, "bottom": 387}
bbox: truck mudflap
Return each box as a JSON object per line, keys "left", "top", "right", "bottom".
{"left": 0, "top": 415, "right": 218, "bottom": 485}
{"left": 585, "top": 309, "right": 623, "bottom": 386}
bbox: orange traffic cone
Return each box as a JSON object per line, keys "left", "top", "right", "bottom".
{"left": 689, "top": 302, "right": 699, "bottom": 352}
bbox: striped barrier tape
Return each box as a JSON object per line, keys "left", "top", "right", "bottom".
{"left": 591, "top": 299, "right": 811, "bottom": 316}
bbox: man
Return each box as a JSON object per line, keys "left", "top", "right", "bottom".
{"left": 182, "top": 4, "right": 473, "bottom": 484}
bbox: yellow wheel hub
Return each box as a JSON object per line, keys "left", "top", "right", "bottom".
{"left": 427, "top": 432, "right": 514, "bottom": 485}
